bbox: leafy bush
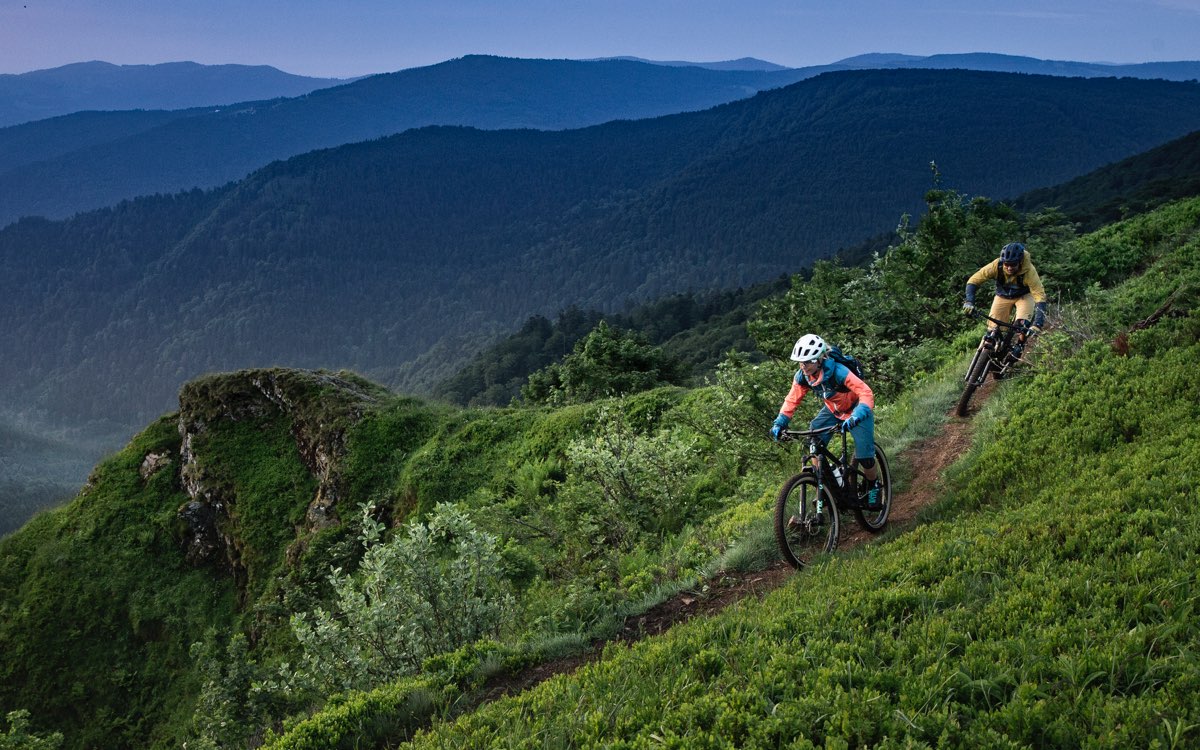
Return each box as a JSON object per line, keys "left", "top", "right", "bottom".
{"left": 562, "top": 406, "right": 702, "bottom": 541}
{"left": 186, "top": 633, "right": 268, "bottom": 750}
{"left": 522, "top": 321, "right": 688, "bottom": 405}
{"left": 0, "top": 711, "right": 62, "bottom": 750}
{"left": 284, "top": 503, "right": 515, "bottom": 696}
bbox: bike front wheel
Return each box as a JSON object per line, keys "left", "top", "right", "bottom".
{"left": 853, "top": 446, "right": 892, "bottom": 532}
{"left": 955, "top": 347, "right": 992, "bottom": 417}
{"left": 774, "top": 473, "right": 839, "bottom": 569}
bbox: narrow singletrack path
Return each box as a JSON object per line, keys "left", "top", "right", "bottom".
{"left": 480, "top": 379, "right": 998, "bottom": 702}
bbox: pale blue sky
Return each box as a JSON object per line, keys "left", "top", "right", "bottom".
{"left": 1, "top": 0, "right": 1198, "bottom": 78}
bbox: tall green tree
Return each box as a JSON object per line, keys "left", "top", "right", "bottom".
{"left": 522, "top": 321, "right": 688, "bottom": 406}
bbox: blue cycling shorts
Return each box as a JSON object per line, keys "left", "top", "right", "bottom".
{"left": 809, "top": 407, "right": 875, "bottom": 460}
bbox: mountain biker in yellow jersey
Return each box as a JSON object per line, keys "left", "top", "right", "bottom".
{"left": 769, "top": 334, "right": 882, "bottom": 508}
{"left": 962, "top": 242, "right": 1048, "bottom": 358}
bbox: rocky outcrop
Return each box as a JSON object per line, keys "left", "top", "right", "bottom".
{"left": 174, "top": 368, "right": 387, "bottom": 574}
{"left": 139, "top": 451, "right": 171, "bottom": 480}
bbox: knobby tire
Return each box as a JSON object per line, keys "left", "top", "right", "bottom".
{"left": 955, "top": 348, "right": 991, "bottom": 417}
{"left": 774, "top": 473, "right": 839, "bottom": 569}
{"left": 853, "top": 446, "right": 892, "bottom": 532}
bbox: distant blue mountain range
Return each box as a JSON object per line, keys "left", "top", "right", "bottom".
{"left": 2, "top": 52, "right": 1198, "bottom": 229}
{"left": 0, "top": 60, "right": 348, "bottom": 128}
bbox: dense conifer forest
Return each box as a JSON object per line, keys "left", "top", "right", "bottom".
{"left": 4, "top": 69, "right": 1200, "bottom": 440}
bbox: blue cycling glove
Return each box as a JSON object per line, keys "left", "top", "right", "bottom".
{"left": 840, "top": 405, "right": 870, "bottom": 432}
{"left": 770, "top": 414, "right": 790, "bottom": 441}
{"left": 1033, "top": 301, "right": 1047, "bottom": 329}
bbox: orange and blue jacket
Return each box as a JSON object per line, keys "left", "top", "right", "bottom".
{"left": 779, "top": 359, "right": 874, "bottom": 422}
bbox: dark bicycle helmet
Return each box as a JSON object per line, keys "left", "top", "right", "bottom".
{"left": 1000, "top": 242, "right": 1025, "bottom": 264}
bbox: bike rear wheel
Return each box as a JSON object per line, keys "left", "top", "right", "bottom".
{"left": 853, "top": 446, "right": 892, "bottom": 532}
{"left": 955, "top": 347, "right": 992, "bottom": 417}
{"left": 774, "top": 473, "right": 839, "bottom": 569}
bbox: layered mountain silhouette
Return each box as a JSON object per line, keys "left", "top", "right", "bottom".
{"left": 0, "top": 57, "right": 816, "bottom": 227}
{"left": 835, "top": 51, "right": 1200, "bottom": 80}
{"left": 0, "top": 60, "right": 347, "bottom": 128}
{"left": 4, "top": 53, "right": 1200, "bottom": 228}
{"left": 4, "top": 68, "right": 1200, "bottom": 439}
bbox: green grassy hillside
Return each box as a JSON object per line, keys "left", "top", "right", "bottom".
{"left": 400, "top": 334, "right": 1199, "bottom": 747}
{"left": 2, "top": 195, "right": 1197, "bottom": 748}
{"left": 272, "top": 200, "right": 1200, "bottom": 749}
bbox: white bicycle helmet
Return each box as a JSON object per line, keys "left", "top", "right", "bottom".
{"left": 790, "top": 333, "right": 827, "bottom": 363}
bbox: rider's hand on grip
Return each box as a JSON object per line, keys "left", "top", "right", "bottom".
{"left": 770, "top": 414, "right": 790, "bottom": 441}
{"left": 962, "top": 301, "right": 975, "bottom": 315}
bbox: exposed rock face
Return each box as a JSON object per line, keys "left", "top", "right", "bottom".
{"left": 139, "top": 451, "right": 171, "bottom": 480}
{"left": 174, "top": 368, "right": 386, "bottom": 575}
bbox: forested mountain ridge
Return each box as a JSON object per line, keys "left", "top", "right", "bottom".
{"left": 6, "top": 52, "right": 1200, "bottom": 229}
{"left": 0, "top": 60, "right": 347, "bottom": 128}
{"left": 839, "top": 51, "right": 1200, "bottom": 80}
{"left": 1014, "top": 128, "right": 1200, "bottom": 231}
{"left": 439, "top": 124, "right": 1200, "bottom": 408}
{"left": 3, "top": 189, "right": 1198, "bottom": 749}
{"left": 4, "top": 69, "right": 1200, "bottom": 439}
{"left": 0, "top": 56, "right": 813, "bottom": 227}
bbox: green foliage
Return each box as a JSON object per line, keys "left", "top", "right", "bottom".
{"left": 397, "top": 274, "right": 1200, "bottom": 749}
{"left": 560, "top": 405, "right": 703, "bottom": 542}
{"left": 186, "top": 633, "right": 268, "bottom": 750}
{"left": 434, "top": 281, "right": 785, "bottom": 408}
{"left": 0, "top": 417, "right": 239, "bottom": 750}
{"left": 678, "top": 352, "right": 789, "bottom": 470}
{"left": 285, "top": 503, "right": 515, "bottom": 696}
{"left": 338, "top": 397, "right": 451, "bottom": 515}
{"left": 260, "top": 676, "right": 446, "bottom": 750}
{"left": 433, "top": 307, "right": 605, "bottom": 407}
{"left": 0, "top": 711, "right": 63, "bottom": 750}
{"left": 522, "top": 321, "right": 688, "bottom": 406}
{"left": 749, "top": 187, "right": 1080, "bottom": 398}
{"left": 1050, "top": 196, "right": 1200, "bottom": 299}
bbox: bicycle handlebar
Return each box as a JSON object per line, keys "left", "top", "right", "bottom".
{"left": 969, "top": 308, "right": 1033, "bottom": 331}
{"left": 779, "top": 426, "right": 839, "bottom": 441}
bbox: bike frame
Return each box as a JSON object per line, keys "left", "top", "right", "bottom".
{"left": 781, "top": 426, "right": 857, "bottom": 506}
{"left": 965, "top": 310, "right": 1027, "bottom": 386}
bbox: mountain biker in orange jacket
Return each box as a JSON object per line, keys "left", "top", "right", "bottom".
{"left": 962, "top": 242, "right": 1048, "bottom": 357}
{"left": 769, "top": 333, "right": 883, "bottom": 508}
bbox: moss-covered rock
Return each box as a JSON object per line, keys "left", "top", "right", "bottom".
{"left": 176, "top": 368, "right": 388, "bottom": 590}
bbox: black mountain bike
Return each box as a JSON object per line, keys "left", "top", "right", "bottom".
{"left": 773, "top": 425, "right": 892, "bottom": 569}
{"left": 955, "top": 310, "right": 1036, "bottom": 417}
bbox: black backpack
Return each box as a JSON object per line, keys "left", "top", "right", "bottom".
{"left": 825, "top": 344, "right": 865, "bottom": 381}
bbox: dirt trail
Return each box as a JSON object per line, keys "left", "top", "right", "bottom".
{"left": 482, "top": 378, "right": 995, "bottom": 700}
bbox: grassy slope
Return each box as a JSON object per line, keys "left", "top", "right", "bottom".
{"left": 0, "top": 376, "right": 460, "bottom": 748}
{"left": 275, "top": 200, "right": 1200, "bottom": 748}
{"left": 0, "top": 417, "right": 239, "bottom": 748}
{"left": 3, "top": 199, "right": 1198, "bottom": 749}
